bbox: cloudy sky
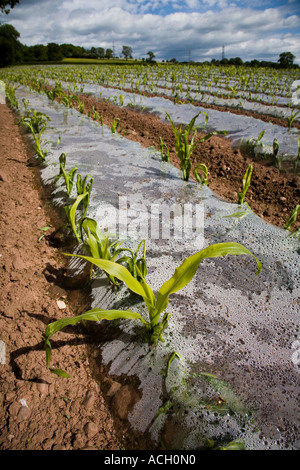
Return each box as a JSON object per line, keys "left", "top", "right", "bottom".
{"left": 2, "top": 0, "right": 300, "bottom": 63}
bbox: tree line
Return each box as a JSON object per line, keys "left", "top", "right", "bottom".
{"left": 0, "top": 23, "right": 298, "bottom": 69}
{"left": 0, "top": 24, "right": 158, "bottom": 67}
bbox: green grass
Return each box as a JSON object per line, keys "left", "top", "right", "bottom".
{"left": 61, "top": 58, "right": 147, "bottom": 66}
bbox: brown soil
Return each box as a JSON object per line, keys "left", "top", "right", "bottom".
{"left": 0, "top": 84, "right": 299, "bottom": 450}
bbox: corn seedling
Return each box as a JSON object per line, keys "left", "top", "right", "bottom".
{"left": 19, "top": 107, "right": 50, "bottom": 134}
{"left": 159, "top": 137, "right": 170, "bottom": 162}
{"left": 91, "top": 107, "right": 99, "bottom": 121}
{"left": 64, "top": 192, "right": 90, "bottom": 243}
{"left": 166, "top": 351, "right": 185, "bottom": 376}
{"left": 165, "top": 111, "right": 200, "bottom": 181}
{"left": 79, "top": 217, "right": 126, "bottom": 286}
{"left": 247, "top": 129, "right": 265, "bottom": 148}
{"left": 237, "top": 164, "right": 253, "bottom": 205}
{"left": 44, "top": 242, "right": 261, "bottom": 377}
{"left": 272, "top": 138, "right": 281, "bottom": 169}
{"left": 38, "top": 225, "right": 52, "bottom": 243}
{"left": 5, "top": 83, "right": 19, "bottom": 109}
{"left": 76, "top": 173, "right": 93, "bottom": 197}
{"left": 79, "top": 217, "right": 147, "bottom": 285}
{"left": 165, "top": 111, "right": 227, "bottom": 181}
{"left": 21, "top": 121, "right": 48, "bottom": 161}
{"left": 56, "top": 153, "right": 78, "bottom": 196}
{"left": 77, "top": 100, "right": 85, "bottom": 114}
{"left": 287, "top": 108, "right": 300, "bottom": 130}
{"left": 193, "top": 163, "right": 208, "bottom": 185}
{"left": 111, "top": 117, "right": 120, "bottom": 133}
{"left": 115, "top": 239, "right": 148, "bottom": 282}
{"left": 284, "top": 205, "right": 300, "bottom": 231}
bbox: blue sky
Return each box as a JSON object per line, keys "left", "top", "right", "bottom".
{"left": 2, "top": 0, "right": 300, "bottom": 64}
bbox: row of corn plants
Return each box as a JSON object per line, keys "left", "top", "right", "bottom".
{"left": 17, "top": 95, "right": 262, "bottom": 379}
{"left": 2, "top": 68, "right": 298, "bottom": 450}
{"left": 2, "top": 64, "right": 299, "bottom": 123}
{"left": 4, "top": 71, "right": 299, "bottom": 232}
{"left": 3, "top": 75, "right": 263, "bottom": 379}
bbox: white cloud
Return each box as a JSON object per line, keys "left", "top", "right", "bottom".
{"left": 2, "top": 0, "right": 300, "bottom": 64}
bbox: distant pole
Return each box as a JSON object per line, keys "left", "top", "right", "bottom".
{"left": 222, "top": 45, "right": 225, "bottom": 60}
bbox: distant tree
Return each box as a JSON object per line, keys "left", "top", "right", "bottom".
{"left": 23, "top": 44, "right": 48, "bottom": 62}
{"left": 97, "top": 47, "right": 105, "bottom": 59}
{"left": 278, "top": 51, "right": 295, "bottom": 68}
{"left": 146, "top": 51, "right": 155, "bottom": 63}
{"left": 60, "top": 43, "right": 77, "bottom": 58}
{"left": 0, "top": 0, "right": 19, "bottom": 14}
{"left": 122, "top": 45, "right": 132, "bottom": 60}
{"left": 56, "top": 43, "right": 87, "bottom": 59}
{"left": 105, "top": 48, "right": 113, "bottom": 59}
{"left": 0, "top": 23, "right": 22, "bottom": 66}
{"left": 32, "top": 44, "right": 48, "bottom": 61}
{"left": 47, "top": 42, "right": 63, "bottom": 61}
{"left": 228, "top": 57, "right": 243, "bottom": 66}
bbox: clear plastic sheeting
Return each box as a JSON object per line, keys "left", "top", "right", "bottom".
{"left": 52, "top": 79, "right": 300, "bottom": 160}
{"left": 13, "top": 86, "right": 300, "bottom": 450}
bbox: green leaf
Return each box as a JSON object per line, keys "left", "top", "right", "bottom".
{"left": 154, "top": 242, "right": 261, "bottom": 320}
{"left": 65, "top": 192, "right": 90, "bottom": 242}
{"left": 44, "top": 307, "right": 148, "bottom": 377}
{"left": 238, "top": 164, "right": 253, "bottom": 205}
{"left": 45, "top": 307, "right": 147, "bottom": 340}
{"left": 48, "top": 368, "right": 71, "bottom": 378}
{"left": 219, "top": 441, "right": 245, "bottom": 450}
{"left": 166, "top": 351, "right": 185, "bottom": 376}
{"left": 63, "top": 254, "right": 156, "bottom": 310}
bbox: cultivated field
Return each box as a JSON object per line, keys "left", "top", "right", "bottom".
{"left": 0, "top": 63, "right": 299, "bottom": 451}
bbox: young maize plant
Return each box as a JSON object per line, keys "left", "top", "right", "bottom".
{"left": 193, "top": 163, "right": 208, "bottom": 185}
{"left": 76, "top": 173, "right": 93, "bottom": 198}
{"left": 79, "top": 216, "right": 127, "bottom": 286}
{"left": 287, "top": 108, "right": 300, "bottom": 130}
{"left": 237, "top": 164, "right": 253, "bottom": 205}
{"left": 159, "top": 137, "right": 170, "bottom": 162}
{"left": 78, "top": 100, "right": 85, "bottom": 114}
{"left": 17, "top": 106, "right": 51, "bottom": 162}
{"left": 165, "top": 111, "right": 227, "bottom": 181}
{"left": 111, "top": 117, "right": 120, "bottom": 133}
{"left": 44, "top": 242, "right": 261, "bottom": 377}
{"left": 114, "top": 239, "right": 148, "bottom": 282}
{"left": 247, "top": 129, "right": 265, "bottom": 149}
{"left": 79, "top": 217, "right": 148, "bottom": 285}
{"left": 64, "top": 192, "right": 90, "bottom": 243}
{"left": 21, "top": 121, "right": 48, "bottom": 161}
{"left": 284, "top": 205, "right": 300, "bottom": 232}
{"left": 19, "top": 105, "right": 50, "bottom": 134}
{"left": 56, "top": 153, "right": 78, "bottom": 196}
{"left": 91, "top": 107, "right": 99, "bottom": 121}
{"left": 5, "top": 83, "right": 19, "bottom": 109}
{"left": 165, "top": 111, "right": 200, "bottom": 181}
